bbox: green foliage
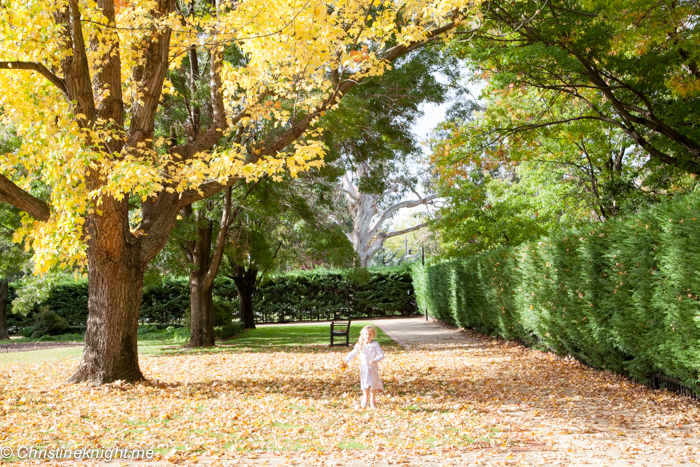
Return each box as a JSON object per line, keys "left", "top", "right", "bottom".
{"left": 10, "top": 265, "right": 416, "bottom": 333}
{"left": 216, "top": 266, "right": 417, "bottom": 322}
{"left": 140, "top": 278, "right": 190, "bottom": 324}
{"left": 321, "top": 48, "right": 456, "bottom": 193}
{"left": 218, "top": 321, "right": 245, "bottom": 340}
{"left": 27, "top": 306, "right": 70, "bottom": 338}
{"left": 430, "top": 0, "right": 700, "bottom": 257}
{"left": 413, "top": 191, "right": 700, "bottom": 391}
{"left": 218, "top": 266, "right": 417, "bottom": 323}
{"left": 213, "top": 296, "right": 234, "bottom": 327}
{"left": 136, "top": 325, "right": 189, "bottom": 343}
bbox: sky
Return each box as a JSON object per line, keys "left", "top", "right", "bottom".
{"left": 412, "top": 101, "right": 451, "bottom": 147}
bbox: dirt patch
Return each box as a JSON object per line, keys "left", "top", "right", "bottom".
{"left": 0, "top": 342, "right": 83, "bottom": 353}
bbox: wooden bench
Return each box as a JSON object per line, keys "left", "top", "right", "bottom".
{"left": 330, "top": 316, "right": 352, "bottom": 347}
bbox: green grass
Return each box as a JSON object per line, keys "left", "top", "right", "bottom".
{"left": 219, "top": 322, "right": 397, "bottom": 349}
{"left": 0, "top": 322, "right": 399, "bottom": 363}
{"left": 0, "top": 333, "right": 84, "bottom": 343}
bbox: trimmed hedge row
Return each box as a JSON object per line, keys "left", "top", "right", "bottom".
{"left": 229, "top": 267, "right": 417, "bottom": 322}
{"left": 413, "top": 193, "right": 700, "bottom": 391}
{"left": 8, "top": 266, "right": 417, "bottom": 334}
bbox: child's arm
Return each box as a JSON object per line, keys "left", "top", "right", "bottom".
{"left": 344, "top": 348, "right": 358, "bottom": 364}
{"left": 372, "top": 343, "right": 384, "bottom": 363}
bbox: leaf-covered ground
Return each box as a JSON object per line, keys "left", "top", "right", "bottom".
{"left": 0, "top": 324, "right": 699, "bottom": 466}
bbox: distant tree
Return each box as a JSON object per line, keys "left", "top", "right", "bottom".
{"left": 322, "top": 49, "right": 454, "bottom": 266}
{"left": 221, "top": 177, "right": 355, "bottom": 328}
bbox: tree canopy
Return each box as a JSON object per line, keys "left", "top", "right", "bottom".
{"left": 429, "top": 0, "right": 700, "bottom": 256}
{"left": 0, "top": 0, "right": 478, "bottom": 383}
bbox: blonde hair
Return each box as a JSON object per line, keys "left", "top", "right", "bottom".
{"left": 354, "top": 325, "right": 377, "bottom": 353}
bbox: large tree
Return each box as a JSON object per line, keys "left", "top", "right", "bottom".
{"left": 445, "top": 0, "right": 700, "bottom": 174}
{"left": 427, "top": 0, "right": 700, "bottom": 256}
{"left": 321, "top": 49, "right": 453, "bottom": 266}
{"left": 0, "top": 0, "right": 476, "bottom": 382}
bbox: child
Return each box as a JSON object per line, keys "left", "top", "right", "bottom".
{"left": 343, "top": 325, "right": 384, "bottom": 409}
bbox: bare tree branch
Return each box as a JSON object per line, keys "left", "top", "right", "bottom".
{"left": 368, "top": 194, "right": 438, "bottom": 239}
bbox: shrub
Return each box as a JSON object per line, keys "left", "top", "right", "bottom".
{"left": 28, "top": 306, "right": 70, "bottom": 338}
{"left": 213, "top": 296, "right": 234, "bottom": 326}
{"left": 413, "top": 192, "right": 700, "bottom": 392}
{"left": 140, "top": 278, "right": 189, "bottom": 324}
{"left": 10, "top": 266, "right": 417, "bottom": 330}
{"left": 218, "top": 321, "right": 245, "bottom": 340}
{"left": 224, "top": 266, "right": 417, "bottom": 322}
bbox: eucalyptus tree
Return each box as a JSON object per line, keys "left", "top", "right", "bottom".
{"left": 322, "top": 49, "right": 455, "bottom": 266}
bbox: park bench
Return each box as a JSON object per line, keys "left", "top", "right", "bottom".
{"left": 330, "top": 316, "right": 352, "bottom": 347}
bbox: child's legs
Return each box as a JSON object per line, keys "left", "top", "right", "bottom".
{"left": 362, "top": 388, "right": 370, "bottom": 400}
{"left": 369, "top": 389, "right": 378, "bottom": 403}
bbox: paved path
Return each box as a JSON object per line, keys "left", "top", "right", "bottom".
{"left": 373, "top": 317, "right": 470, "bottom": 347}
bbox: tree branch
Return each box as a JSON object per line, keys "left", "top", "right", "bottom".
{"left": 0, "top": 62, "right": 67, "bottom": 95}
{"left": 168, "top": 46, "right": 231, "bottom": 160}
{"left": 203, "top": 185, "right": 232, "bottom": 289}
{"left": 379, "top": 220, "right": 435, "bottom": 240}
{"left": 0, "top": 175, "right": 50, "bottom": 222}
{"left": 368, "top": 194, "right": 438, "bottom": 239}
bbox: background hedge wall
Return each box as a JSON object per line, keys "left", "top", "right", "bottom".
{"left": 413, "top": 192, "right": 700, "bottom": 391}
{"left": 223, "top": 266, "right": 417, "bottom": 322}
{"left": 8, "top": 266, "right": 417, "bottom": 334}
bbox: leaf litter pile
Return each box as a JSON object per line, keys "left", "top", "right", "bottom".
{"left": 1, "top": 331, "right": 699, "bottom": 466}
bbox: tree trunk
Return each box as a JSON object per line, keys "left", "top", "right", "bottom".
{"left": 233, "top": 265, "right": 257, "bottom": 329}
{"left": 189, "top": 274, "right": 216, "bottom": 347}
{"left": 69, "top": 248, "right": 145, "bottom": 384}
{"left": 186, "top": 214, "right": 218, "bottom": 347}
{"left": 0, "top": 280, "right": 9, "bottom": 340}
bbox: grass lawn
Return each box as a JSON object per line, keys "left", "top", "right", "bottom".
{"left": 0, "top": 346, "right": 84, "bottom": 364}
{"left": 218, "top": 322, "right": 397, "bottom": 350}
{"left": 0, "top": 321, "right": 395, "bottom": 364}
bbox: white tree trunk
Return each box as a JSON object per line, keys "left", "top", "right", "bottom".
{"left": 342, "top": 162, "right": 436, "bottom": 267}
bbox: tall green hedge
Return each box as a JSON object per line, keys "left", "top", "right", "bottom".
{"left": 227, "top": 267, "right": 417, "bottom": 322}
{"left": 413, "top": 193, "right": 700, "bottom": 391}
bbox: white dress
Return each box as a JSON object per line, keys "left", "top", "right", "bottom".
{"left": 345, "top": 341, "right": 384, "bottom": 390}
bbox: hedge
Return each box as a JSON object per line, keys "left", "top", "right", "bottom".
{"left": 413, "top": 192, "right": 700, "bottom": 392}
{"left": 8, "top": 266, "right": 417, "bottom": 334}
{"left": 219, "top": 266, "right": 417, "bottom": 322}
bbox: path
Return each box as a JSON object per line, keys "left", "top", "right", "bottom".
{"left": 373, "top": 317, "right": 473, "bottom": 347}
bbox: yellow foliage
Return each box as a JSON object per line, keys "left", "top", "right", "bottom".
{"left": 0, "top": 0, "right": 479, "bottom": 272}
